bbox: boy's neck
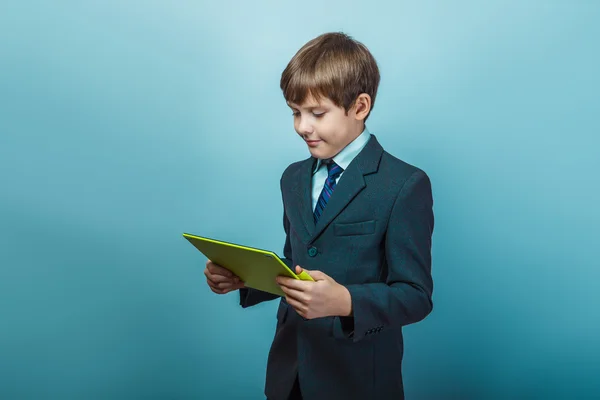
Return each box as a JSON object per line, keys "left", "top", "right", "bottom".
{"left": 348, "top": 122, "right": 366, "bottom": 144}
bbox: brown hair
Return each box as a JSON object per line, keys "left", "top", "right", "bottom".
{"left": 280, "top": 32, "right": 380, "bottom": 121}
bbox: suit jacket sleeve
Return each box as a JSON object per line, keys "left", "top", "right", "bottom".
{"left": 239, "top": 181, "right": 293, "bottom": 308}
{"left": 333, "top": 169, "right": 434, "bottom": 342}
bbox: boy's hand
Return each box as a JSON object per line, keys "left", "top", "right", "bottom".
{"left": 204, "top": 260, "right": 245, "bottom": 294}
{"left": 276, "top": 266, "right": 352, "bottom": 319}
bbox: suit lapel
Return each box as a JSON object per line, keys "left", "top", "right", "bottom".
{"left": 311, "top": 135, "right": 383, "bottom": 242}
{"left": 289, "top": 156, "right": 317, "bottom": 241}
{"left": 286, "top": 134, "right": 384, "bottom": 244}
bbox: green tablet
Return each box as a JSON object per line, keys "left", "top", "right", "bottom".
{"left": 183, "top": 232, "right": 314, "bottom": 297}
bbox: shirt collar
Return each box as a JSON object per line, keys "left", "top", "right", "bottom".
{"left": 313, "top": 126, "right": 371, "bottom": 174}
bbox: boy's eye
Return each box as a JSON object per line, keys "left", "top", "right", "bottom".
{"left": 291, "top": 111, "right": 325, "bottom": 118}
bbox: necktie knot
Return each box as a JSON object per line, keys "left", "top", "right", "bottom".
{"left": 326, "top": 161, "right": 343, "bottom": 180}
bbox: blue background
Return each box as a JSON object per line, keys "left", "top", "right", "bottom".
{"left": 1, "top": 1, "right": 599, "bottom": 399}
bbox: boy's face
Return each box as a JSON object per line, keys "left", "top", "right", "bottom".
{"left": 287, "top": 95, "right": 368, "bottom": 160}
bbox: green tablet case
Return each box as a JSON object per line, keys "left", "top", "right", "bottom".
{"left": 183, "top": 232, "right": 314, "bottom": 297}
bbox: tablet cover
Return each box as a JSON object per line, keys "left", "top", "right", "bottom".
{"left": 183, "top": 233, "right": 314, "bottom": 297}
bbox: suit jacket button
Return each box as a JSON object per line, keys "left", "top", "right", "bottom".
{"left": 307, "top": 246, "right": 318, "bottom": 257}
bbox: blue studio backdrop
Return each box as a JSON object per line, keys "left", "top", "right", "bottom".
{"left": 1, "top": 1, "right": 599, "bottom": 399}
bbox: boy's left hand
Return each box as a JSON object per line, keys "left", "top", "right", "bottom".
{"left": 276, "top": 266, "right": 352, "bottom": 319}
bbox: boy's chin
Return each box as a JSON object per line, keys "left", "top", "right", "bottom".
{"left": 308, "top": 147, "right": 335, "bottom": 160}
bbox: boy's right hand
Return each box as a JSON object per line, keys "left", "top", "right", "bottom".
{"left": 204, "top": 260, "right": 245, "bottom": 294}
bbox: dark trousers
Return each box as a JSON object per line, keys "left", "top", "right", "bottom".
{"left": 288, "top": 375, "right": 302, "bottom": 400}
{"left": 267, "top": 374, "right": 302, "bottom": 400}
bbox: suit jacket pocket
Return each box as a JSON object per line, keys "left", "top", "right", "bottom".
{"left": 334, "top": 220, "right": 376, "bottom": 236}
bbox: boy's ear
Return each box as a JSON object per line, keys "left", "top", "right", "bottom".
{"left": 352, "top": 93, "right": 372, "bottom": 121}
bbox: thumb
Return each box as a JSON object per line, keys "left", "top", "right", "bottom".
{"left": 296, "top": 265, "right": 328, "bottom": 281}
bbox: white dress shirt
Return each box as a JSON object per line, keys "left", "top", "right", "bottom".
{"left": 311, "top": 126, "right": 371, "bottom": 211}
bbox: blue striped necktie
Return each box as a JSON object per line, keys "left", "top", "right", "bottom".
{"left": 313, "top": 161, "right": 344, "bottom": 224}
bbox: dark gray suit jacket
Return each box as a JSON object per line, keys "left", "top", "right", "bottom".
{"left": 239, "top": 134, "right": 434, "bottom": 400}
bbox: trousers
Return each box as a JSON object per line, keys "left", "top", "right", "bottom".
{"left": 267, "top": 374, "right": 302, "bottom": 400}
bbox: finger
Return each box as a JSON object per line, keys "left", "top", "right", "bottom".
{"left": 207, "top": 274, "right": 233, "bottom": 285}
{"left": 277, "top": 276, "right": 311, "bottom": 291}
{"left": 227, "top": 276, "right": 243, "bottom": 286}
{"left": 206, "top": 276, "right": 222, "bottom": 289}
{"left": 280, "top": 284, "right": 307, "bottom": 303}
{"left": 219, "top": 281, "right": 246, "bottom": 294}
{"left": 204, "top": 266, "right": 237, "bottom": 284}
{"left": 207, "top": 280, "right": 226, "bottom": 294}
{"left": 233, "top": 281, "right": 246, "bottom": 290}
{"left": 285, "top": 296, "right": 307, "bottom": 317}
{"left": 295, "top": 265, "right": 322, "bottom": 281}
{"left": 304, "top": 269, "right": 328, "bottom": 280}
{"left": 216, "top": 280, "right": 244, "bottom": 290}
{"left": 208, "top": 279, "right": 243, "bottom": 294}
{"left": 296, "top": 266, "right": 329, "bottom": 281}
{"left": 206, "top": 261, "right": 233, "bottom": 277}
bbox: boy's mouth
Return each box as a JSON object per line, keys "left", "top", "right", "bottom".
{"left": 306, "top": 139, "right": 321, "bottom": 147}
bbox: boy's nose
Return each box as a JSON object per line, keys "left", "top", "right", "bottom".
{"left": 297, "top": 117, "right": 314, "bottom": 135}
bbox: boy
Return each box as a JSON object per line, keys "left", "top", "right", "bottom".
{"left": 204, "top": 32, "right": 434, "bottom": 400}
